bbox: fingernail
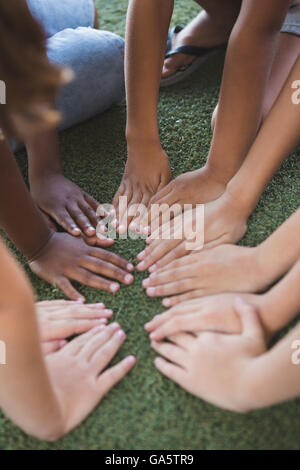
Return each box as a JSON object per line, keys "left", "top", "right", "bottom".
{"left": 116, "top": 329, "right": 126, "bottom": 339}
{"left": 98, "top": 318, "right": 108, "bottom": 323}
{"left": 147, "top": 287, "right": 156, "bottom": 296}
{"left": 129, "top": 222, "right": 136, "bottom": 230}
{"left": 143, "top": 226, "right": 150, "bottom": 235}
{"left": 87, "top": 226, "right": 95, "bottom": 235}
{"left": 142, "top": 278, "right": 150, "bottom": 288}
{"left": 73, "top": 227, "right": 81, "bottom": 235}
{"left": 124, "top": 274, "right": 134, "bottom": 285}
{"left": 162, "top": 298, "right": 171, "bottom": 307}
{"left": 149, "top": 272, "right": 156, "bottom": 278}
{"left": 127, "top": 263, "right": 134, "bottom": 272}
{"left": 95, "top": 324, "right": 106, "bottom": 331}
{"left": 137, "top": 261, "right": 145, "bottom": 271}
{"left": 104, "top": 309, "right": 113, "bottom": 315}
{"left": 76, "top": 298, "right": 85, "bottom": 304}
{"left": 137, "top": 250, "right": 145, "bottom": 260}
{"left": 150, "top": 340, "right": 157, "bottom": 347}
{"left": 59, "top": 340, "right": 67, "bottom": 348}
{"left": 144, "top": 322, "right": 151, "bottom": 330}
{"left": 95, "top": 302, "right": 105, "bottom": 307}
{"left": 148, "top": 264, "right": 156, "bottom": 273}
{"left": 126, "top": 355, "right": 136, "bottom": 365}
{"left": 110, "top": 283, "right": 120, "bottom": 293}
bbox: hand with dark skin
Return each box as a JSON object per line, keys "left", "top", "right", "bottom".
{"left": 26, "top": 128, "right": 108, "bottom": 237}
{"left": 0, "top": 139, "right": 134, "bottom": 301}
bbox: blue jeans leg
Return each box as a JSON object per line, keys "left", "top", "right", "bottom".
{"left": 47, "top": 27, "right": 125, "bottom": 131}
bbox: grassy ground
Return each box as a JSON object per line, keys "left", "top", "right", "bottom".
{"left": 0, "top": 0, "right": 300, "bottom": 450}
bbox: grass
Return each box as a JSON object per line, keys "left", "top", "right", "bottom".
{"left": 0, "top": 0, "right": 300, "bottom": 450}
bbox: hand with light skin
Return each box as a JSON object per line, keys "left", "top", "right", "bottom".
{"left": 136, "top": 193, "right": 247, "bottom": 273}
{"left": 151, "top": 298, "right": 300, "bottom": 412}
{"left": 142, "top": 205, "right": 300, "bottom": 306}
{"left": 150, "top": 299, "right": 267, "bottom": 412}
{"left": 26, "top": 129, "right": 109, "bottom": 238}
{"left": 29, "top": 232, "right": 134, "bottom": 302}
{"left": 36, "top": 300, "right": 114, "bottom": 355}
{"left": 0, "top": 238, "right": 136, "bottom": 441}
{"left": 146, "top": 256, "right": 300, "bottom": 342}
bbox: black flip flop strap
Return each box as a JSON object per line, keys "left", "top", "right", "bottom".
{"left": 165, "top": 45, "right": 214, "bottom": 59}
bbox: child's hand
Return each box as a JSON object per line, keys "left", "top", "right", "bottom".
{"left": 136, "top": 192, "right": 248, "bottom": 272}
{"left": 142, "top": 244, "right": 267, "bottom": 306}
{"left": 46, "top": 323, "right": 136, "bottom": 437}
{"left": 112, "top": 145, "right": 172, "bottom": 233}
{"left": 29, "top": 233, "right": 134, "bottom": 302}
{"left": 36, "top": 300, "right": 114, "bottom": 354}
{"left": 151, "top": 298, "right": 266, "bottom": 412}
{"left": 145, "top": 292, "right": 264, "bottom": 340}
{"left": 30, "top": 173, "right": 108, "bottom": 238}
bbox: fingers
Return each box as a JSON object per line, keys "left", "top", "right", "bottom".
{"left": 42, "top": 340, "right": 67, "bottom": 355}
{"left": 168, "top": 333, "right": 194, "bottom": 349}
{"left": 79, "top": 322, "right": 121, "bottom": 361}
{"left": 148, "top": 242, "right": 188, "bottom": 273}
{"left": 52, "top": 209, "right": 82, "bottom": 237}
{"left": 162, "top": 289, "right": 205, "bottom": 308}
{"left": 70, "top": 268, "right": 121, "bottom": 293}
{"left": 65, "top": 324, "right": 115, "bottom": 355}
{"left": 89, "top": 247, "right": 134, "bottom": 274}
{"left": 151, "top": 339, "right": 186, "bottom": 366}
{"left": 149, "top": 315, "right": 194, "bottom": 341}
{"left": 55, "top": 276, "right": 85, "bottom": 302}
{"left": 81, "top": 256, "right": 134, "bottom": 286}
{"left": 150, "top": 181, "right": 174, "bottom": 205}
{"left": 136, "top": 239, "right": 181, "bottom": 272}
{"left": 68, "top": 205, "right": 96, "bottom": 236}
{"left": 90, "top": 328, "right": 127, "bottom": 372}
{"left": 97, "top": 355, "right": 136, "bottom": 395}
{"left": 144, "top": 276, "right": 196, "bottom": 298}
{"left": 235, "top": 298, "right": 264, "bottom": 342}
{"left": 154, "top": 357, "right": 186, "bottom": 385}
{"left": 129, "top": 191, "right": 151, "bottom": 233}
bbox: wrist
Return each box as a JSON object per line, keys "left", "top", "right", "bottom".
{"left": 236, "top": 356, "right": 266, "bottom": 412}
{"left": 226, "top": 177, "right": 258, "bottom": 219}
{"left": 27, "top": 229, "right": 55, "bottom": 263}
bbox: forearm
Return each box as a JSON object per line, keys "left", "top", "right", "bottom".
{"left": 26, "top": 128, "right": 63, "bottom": 183}
{"left": 0, "top": 240, "right": 63, "bottom": 440}
{"left": 125, "top": 0, "right": 173, "bottom": 146}
{"left": 0, "top": 139, "right": 52, "bottom": 259}
{"left": 207, "top": 0, "right": 289, "bottom": 182}
{"left": 244, "top": 321, "right": 300, "bottom": 410}
{"left": 226, "top": 56, "right": 300, "bottom": 217}
{"left": 258, "top": 256, "right": 300, "bottom": 335}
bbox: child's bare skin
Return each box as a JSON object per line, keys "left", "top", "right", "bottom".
{"left": 114, "top": 0, "right": 293, "bottom": 231}
{"left": 151, "top": 299, "right": 300, "bottom": 412}
{"left": 146, "top": 256, "right": 300, "bottom": 341}
{"left": 26, "top": 129, "right": 105, "bottom": 238}
{"left": 142, "top": 207, "right": 300, "bottom": 306}
{"left": 36, "top": 300, "right": 113, "bottom": 354}
{"left": 0, "top": 138, "right": 134, "bottom": 301}
{"left": 136, "top": 54, "right": 300, "bottom": 271}
{"left": 0, "top": 239, "right": 135, "bottom": 440}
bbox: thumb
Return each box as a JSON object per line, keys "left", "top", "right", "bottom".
{"left": 234, "top": 297, "right": 264, "bottom": 342}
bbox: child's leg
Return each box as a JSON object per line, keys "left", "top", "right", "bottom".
{"left": 47, "top": 27, "right": 125, "bottom": 131}
{"left": 26, "top": 0, "right": 96, "bottom": 37}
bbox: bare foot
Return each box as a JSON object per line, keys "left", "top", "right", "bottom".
{"left": 162, "top": 9, "right": 235, "bottom": 79}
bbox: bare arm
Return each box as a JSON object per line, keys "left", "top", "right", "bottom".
{"left": 0, "top": 239, "right": 63, "bottom": 440}
{"left": 125, "top": 0, "right": 174, "bottom": 145}
{"left": 0, "top": 139, "right": 53, "bottom": 259}
{"left": 207, "top": 0, "right": 291, "bottom": 182}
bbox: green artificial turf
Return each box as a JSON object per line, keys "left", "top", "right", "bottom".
{"left": 1, "top": 0, "right": 300, "bottom": 450}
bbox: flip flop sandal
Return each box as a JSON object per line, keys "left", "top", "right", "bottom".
{"left": 161, "top": 24, "right": 226, "bottom": 87}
